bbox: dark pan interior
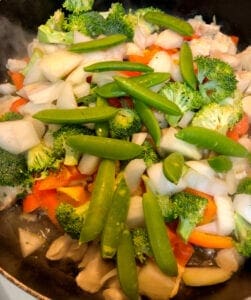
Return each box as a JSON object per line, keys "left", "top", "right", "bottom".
{"left": 0, "top": 0, "right": 251, "bottom": 299}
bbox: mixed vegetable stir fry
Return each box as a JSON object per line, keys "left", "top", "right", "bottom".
{"left": 1, "top": 0, "right": 251, "bottom": 298}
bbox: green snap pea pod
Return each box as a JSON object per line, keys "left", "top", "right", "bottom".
{"left": 101, "top": 177, "right": 130, "bottom": 259}
{"left": 80, "top": 159, "right": 115, "bottom": 243}
{"left": 163, "top": 152, "right": 184, "bottom": 184}
{"left": 208, "top": 155, "right": 233, "bottom": 173}
{"left": 69, "top": 34, "right": 127, "bottom": 53}
{"left": 134, "top": 100, "right": 161, "bottom": 146}
{"left": 95, "top": 97, "right": 110, "bottom": 137}
{"left": 176, "top": 126, "right": 251, "bottom": 158}
{"left": 33, "top": 106, "right": 118, "bottom": 124}
{"left": 114, "top": 76, "right": 182, "bottom": 116}
{"left": 117, "top": 229, "right": 139, "bottom": 300}
{"left": 95, "top": 72, "right": 170, "bottom": 98}
{"left": 84, "top": 61, "right": 153, "bottom": 73}
{"left": 143, "top": 190, "right": 178, "bottom": 276}
{"left": 144, "top": 11, "right": 194, "bottom": 36}
{"left": 76, "top": 93, "right": 97, "bottom": 105}
{"left": 180, "top": 42, "right": 197, "bottom": 90}
{"left": 67, "top": 135, "right": 144, "bottom": 160}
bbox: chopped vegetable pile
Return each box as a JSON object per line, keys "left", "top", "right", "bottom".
{"left": 1, "top": 0, "right": 251, "bottom": 299}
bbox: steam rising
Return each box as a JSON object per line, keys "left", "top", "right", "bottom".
{"left": 0, "top": 16, "right": 33, "bottom": 81}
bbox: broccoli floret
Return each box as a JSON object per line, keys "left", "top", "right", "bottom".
{"left": 104, "top": 3, "right": 134, "bottom": 40}
{"left": 191, "top": 102, "right": 243, "bottom": 134}
{"left": 195, "top": 56, "right": 237, "bottom": 103}
{"left": 167, "top": 191, "right": 208, "bottom": 241}
{"left": 160, "top": 82, "right": 204, "bottom": 113}
{"left": 160, "top": 82, "right": 204, "bottom": 126}
{"left": 0, "top": 112, "right": 23, "bottom": 122}
{"left": 63, "top": 0, "right": 94, "bottom": 13}
{"left": 53, "top": 124, "right": 94, "bottom": 165}
{"left": 27, "top": 143, "right": 61, "bottom": 175}
{"left": 237, "top": 177, "right": 251, "bottom": 195}
{"left": 234, "top": 213, "right": 251, "bottom": 257}
{"left": 131, "top": 227, "right": 153, "bottom": 263}
{"left": 46, "top": 9, "right": 65, "bottom": 31}
{"left": 38, "top": 9, "right": 73, "bottom": 45}
{"left": 132, "top": 6, "right": 164, "bottom": 34}
{"left": 155, "top": 194, "right": 171, "bottom": 218}
{"left": 109, "top": 108, "right": 142, "bottom": 139}
{"left": 0, "top": 147, "right": 28, "bottom": 186}
{"left": 63, "top": 11, "right": 106, "bottom": 38}
{"left": 56, "top": 202, "right": 89, "bottom": 239}
{"left": 137, "top": 140, "right": 159, "bottom": 167}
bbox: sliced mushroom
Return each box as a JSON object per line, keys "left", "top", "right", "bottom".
{"left": 103, "top": 288, "right": 128, "bottom": 300}
{"left": 78, "top": 241, "right": 100, "bottom": 268}
{"left": 19, "top": 227, "right": 45, "bottom": 257}
{"left": 0, "top": 186, "right": 22, "bottom": 211}
{"left": 66, "top": 240, "right": 88, "bottom": 262}
{"left": 76, "top": 250, "right": 114, "bottom": 293}
{"left": 46, "top": 234, "right": 73, "bottom": 261}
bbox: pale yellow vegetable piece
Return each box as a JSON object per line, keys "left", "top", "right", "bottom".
{"left": 138, "top": 260, "right": 177, "bottom": 300}
{"left": 57, "top": 185, "right": 88, "bottom": 202}
{"left": 182, "top": 267, "right": 232, "bottom": 286}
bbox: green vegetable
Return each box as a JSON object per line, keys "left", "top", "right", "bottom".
{"left": 117, "top": 229, "right": 139, "bottom": 300}
{"left": 63, "top": 0, "right": 94, "bottom": 13}
{"left": 137, "top": 140, "right": 159, "bottom": 167}
{"left": 33, "top": 106, "right": 118, "bottom": 124}
{"left": 191, "top": 102, "right": 243, "bottom": 134}
{"left": 52, "top": 124, "right": 94, "bottom": 166}
{"left": 180, "top": 42, "right": 197, "bottom": 90}
{"left": 38, "top": 25, "right": 73, "bottom": 45}
{"left": 143, "top": 190, "right": 178, "bottom": 276}
{"left": 155, "top": 194, "right": 171, "bottom": 219}
{"left": 131, "top": 227, "right": 153, "bottom": 263}
{"left": 234, "top": 213, "right": 251, "bottom": 257}
{"left": 143, "top": 11, "right": 194, "bottom": 36}
{"left": 101, "top": 177, "right": 130, "bottom": 258}
{"left": 27, "top": 143, "right": 61, "bottom": 175}
{"left": 63, "top": 11, "right": 105, "bottom": 38}
{"left": 237, "top": 177, "right": 251, "bottom": 194}
{"left": 84, "top": 61, "right": 153, "bottom": 73}
{"left": 134, "top": 101, "right": 161, "bottom": 146}
{"left": 69, "top": 34, "right": 127, "bottom": 53}
{"left": 103, "top": 2, "right": 134, "bottom": 41}
{"left": 0, "top": 112, "right": 23, "bottom": 122}
{"left": 0, "top": 147, "right": 28, "bottom": 186}
{"left": 45, "top": 9, "right": 65, "bottom": 31}
{"left": 56, "top": 202, "right": 89, "bottom": 239}
{"left": 95, "top": 97, "right": 110, "bottom": 137}
{"left": 128, "top": 6, "right": 164, "bottom": 34}
{"left": 109, "top": 108, "right": 142, "bottom": 139}
{"left": 159, "top": 81, "right": 204, "bottom": 126}
{"left": 38, "top": 10, "right": 73, "bottom": 45}
{"left": 167, "top": 191, "right": 208, "bottom": 241}
{"left": 80, "top": 159, "right": 115, "bottom": 243}
{"left": 163, "top": 152, "right": 184, "bottom": 184}
{"left": 195, "top": 56, "right": 237, "bottom": 103}
{"left": 95, "top": 72, "right": 170, "bottom": 99}
{"left": 76, "top": 93, "right": 97, "bottom": 105}
{"left": 67, "top": 135, "right": 144, "bottom": 160}
{"left": 114, "top": 76, "right": 182, "bottom": 116}
{"left": 208, "top": 155, "right": 233, "bottom": 173}
{"left": 176, "top": 126, "right": 250, "bottom": 158}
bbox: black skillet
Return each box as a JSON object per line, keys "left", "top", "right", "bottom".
{"left": 0, "top": 0, "right": 251, "bottom": 299}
